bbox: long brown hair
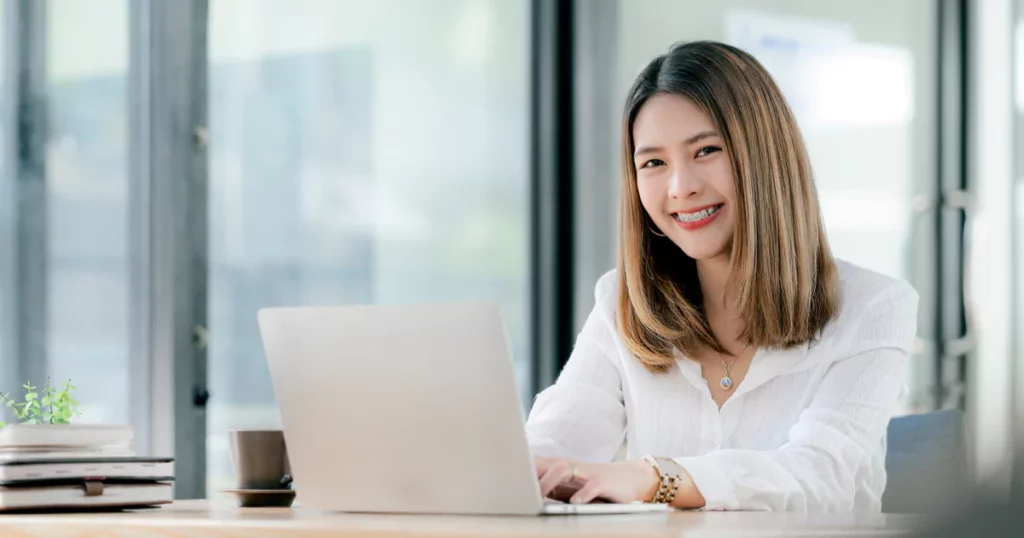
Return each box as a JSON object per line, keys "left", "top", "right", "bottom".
{"left": 618, "top": 41, "right": 840, "bottom": 373}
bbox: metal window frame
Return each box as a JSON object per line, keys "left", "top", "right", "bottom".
{"left": 1010, "top": 0, "right": 1024, "bottom": 504}
{"left": 128, "top": 0, "right": 209, "bottom": 499}
{"left": 530, "top": 0, "right": 576, "bottom": 393}
{"left": 936, "top": 0, "right": 971, "bottom": 411}
{"left": 0, "top": 0, "right": 48, "bottom": 402}
{"left": 572, "top": 0, "right": 619, "bottom": 338}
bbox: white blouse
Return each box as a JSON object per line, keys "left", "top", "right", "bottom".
{"left": 525, "top": 260, "right": 919, "bottom": 512}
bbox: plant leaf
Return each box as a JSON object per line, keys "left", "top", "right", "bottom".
{"left": 41, "top": 396, "right": 51, "bottom": 405}
{"left": 61, "top": 409, "right": 72, "bottom": 420}
{"left": 25, "top": 392, "right": 37, "bottom": 400}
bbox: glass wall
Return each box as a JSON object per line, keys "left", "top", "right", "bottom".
{"left": 579, "top": 0, "right": 938, "bottom": 412}
{"left": 205, "top": 0, "right": 532, "bottom": 494}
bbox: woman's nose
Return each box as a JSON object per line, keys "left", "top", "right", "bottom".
{"left": 667, "top": 168, "right": 700, "bottom": 199}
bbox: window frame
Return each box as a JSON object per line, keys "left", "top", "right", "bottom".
{"left": 0, "top": 0, "right": 49, "bottom": 406}
{"left": 127, "top": 0, "right": 209, "bottom": 498}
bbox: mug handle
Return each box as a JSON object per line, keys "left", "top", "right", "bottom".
{"left": 281, "top": 440, "right": 293, "bottom": 488}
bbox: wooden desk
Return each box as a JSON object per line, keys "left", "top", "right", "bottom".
{"left": 0, "top": 498, "right": 930, "bottom": 538}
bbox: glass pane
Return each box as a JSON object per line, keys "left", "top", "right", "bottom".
{"left": 45, "top": 0, "right": 130, "bottom": 424}
{"left": 206, "top": 0, "right": 532, "bottom": 494}
{"left": 610, "top": 1, "right": 937, "bottom": 412}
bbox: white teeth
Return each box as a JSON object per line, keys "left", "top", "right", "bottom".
{"left": 674, "top": 205, "right": 720, "bottom": 223}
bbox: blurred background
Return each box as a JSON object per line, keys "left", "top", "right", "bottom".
{"left": 0, "top": 0, "right": 1019, "bottom": 500}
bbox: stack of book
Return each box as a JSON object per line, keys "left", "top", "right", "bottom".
{"left": 0, "top": 424, "right": 174, "bottom": 511}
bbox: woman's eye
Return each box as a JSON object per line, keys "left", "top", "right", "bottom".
{"left": 695, "top": 146, "right": 721, "bottom": 158}
{"left": 639, "top": 158, "right": 665, "bottom": 169}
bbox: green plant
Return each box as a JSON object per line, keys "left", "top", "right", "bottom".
{"left": 0, "top": 378, "right": 80, "bottom": 428}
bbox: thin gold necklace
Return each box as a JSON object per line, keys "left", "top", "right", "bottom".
{"left": 719, "top": 344, "right": 749, "bottom": 391}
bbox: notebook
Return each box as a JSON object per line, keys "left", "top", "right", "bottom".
{"left": 0, "top": 446, "right": 135, "bottom": 462}
{"left": 0, "top": 457, "right": 173, "bottom": 482}
{"left": 0, "top": 424, "right": 133, "bottom": 450}
{"left": 0, "top": 480, "right": 172, "bottom": 511}
{"left": 0, "top": 424, "right": 172, "bottom": 511}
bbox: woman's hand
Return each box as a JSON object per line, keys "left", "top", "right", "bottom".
{"left": 534, "top": 457, "right": 660, "bottom": 504}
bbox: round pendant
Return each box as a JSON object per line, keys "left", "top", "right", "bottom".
{"left": 720, "top": 376, "right": 733, "bottom": 390}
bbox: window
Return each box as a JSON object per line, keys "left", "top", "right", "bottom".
{"left": 205, "top": 0, "right": 532, "bottom": 494}
{"left": 46, "top": 0, "right": 130, "bottom": 425}
{"left": 0, "top": 0, "right": 130, "bottom": 424}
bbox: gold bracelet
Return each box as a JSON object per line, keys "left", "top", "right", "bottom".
{"left": 643, "top": 455, "right": 683, "bottom": 504}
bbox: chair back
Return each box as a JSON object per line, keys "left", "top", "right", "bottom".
{"left": 883, "top": 409, "right": 969, "bottom": 513}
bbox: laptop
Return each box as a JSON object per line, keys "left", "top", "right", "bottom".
{"left": 257, "top": 302, "right": 670, "bottom": 516}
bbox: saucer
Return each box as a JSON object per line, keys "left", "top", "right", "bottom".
{"left": 222, "top": 488, "right": 296, "bottom": 508}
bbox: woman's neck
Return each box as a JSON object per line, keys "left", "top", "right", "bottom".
{"left": 696, "top": 255, "right": 748, "bottom": 352}
{"left": 696, "top": 254, "right": 736, "bottom": 318}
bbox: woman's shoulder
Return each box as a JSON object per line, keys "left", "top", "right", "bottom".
{"left": 828, "top": 259, "right": 920, "bottom": 351}
{"left": 593, "top": 269, "right": 621, "bottom": 310}
{"left": 834, "top": 259, "right": 919, "bottom": 312}
{"left": 580, "top": 269, "right": 623, "bottom": 332}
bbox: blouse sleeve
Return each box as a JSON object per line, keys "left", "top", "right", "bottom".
{"left": 673, "top": 281, "right": 919, "bottom": 511}
{"left": 524, "top": 275, "right": 627, "bottom": 463}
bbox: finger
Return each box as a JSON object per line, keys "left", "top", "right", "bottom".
{"left": 570, "top": 480, "right": 605, "bottom": 505}
{"left": 538, "top": 465, "right": 574, "bottom": 498}
{"left": 538, "top": 466, "right": 571, "bottom": 498}
{"left": 549, "top": 484, "right": 578, "bottom": 502}
{"left": 569, "top": 464, "right": 590, "bottom": 485}
{"left": 534, "top": 457, "right": 564, "bottom": 478}
{"left": 533, "top": 457, "right": 558, "bottom": 478}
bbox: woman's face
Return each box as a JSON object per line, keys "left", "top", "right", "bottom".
{"left": 632, "top": 93, "right": 736, "bottom": 262}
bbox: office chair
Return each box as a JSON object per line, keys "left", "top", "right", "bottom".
{"left": 883, "top": 408, "right": 970, "bottom": 513}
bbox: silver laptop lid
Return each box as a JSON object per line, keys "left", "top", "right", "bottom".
{"left": 257, "top": 302, "right": 544, "bottom": 515}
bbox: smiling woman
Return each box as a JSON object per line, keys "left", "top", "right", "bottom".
{"left": 525, "top": 41, "right": 918, "bottom": 512}
{"left": 619, "top": 42, "right": 839, "bottom": 374}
